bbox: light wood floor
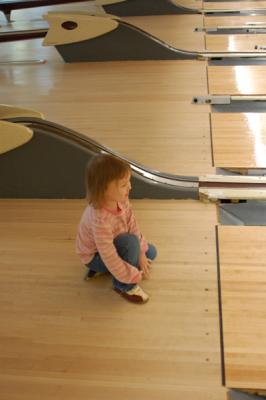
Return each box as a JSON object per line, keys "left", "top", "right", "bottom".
{"left": 0, "top": 37, "right": 213, "bottom": 175}
{"left": 0, "top": 0, "right": 101, "bottom": 24}
{"left": 204, "top": 15, "right": 266, "bottom": 53}
{"left": 3, "top": 4, "right": 266, "bottom": 398}
{"left": 0, "top": 3, "right": 212, "bottom": 179}
{"left": 218, "top": 226, "right": 266, "bottom": 390}
{"left": 204, "top": 1, "right": 266, "bottom": 11}
{"left": 208, "top": 65, "right": 266, "bottom": 95}
{"left": 0, "top": 200, "right": 226, "bottom": 400}
{"left": 211, "top": 113, "right": 266, "bottom": 169}
{"left": 205, "top": 15, "right": 266, "bottom": 27}
{"left": 206, "top": 34, "right": 266, "bottom": 52}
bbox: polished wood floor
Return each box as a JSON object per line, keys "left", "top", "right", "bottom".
{"left": 0, "top": 39, "right": 212, "bottom": 175}
{"left": 204, "top": 1, "right": 266, "bottom": 11}
{"left": 2, "top": 1, "right": 266, "bottom": 398}
{"left": 211, "top": 113, "right": 266, "bottom": 168}
{"left": 218, "top": 226, "right": 266, "bottom": 390}
{"left": 206, "top": 34, "right": 266, "bottom": 52}
{"left": 0, "top": 0, "right": 100, "bottom": 23}
{"left": 205, "top": 15, "right": 266, "bottom": 27}
{"left": 204, "top": 15, "right": 266, "bottom": 52}
{"left": 0, "top": 200, "right": 226, "bottom": 400}
{"left": 208, "top": 65, "right": 266, "bottom": 95}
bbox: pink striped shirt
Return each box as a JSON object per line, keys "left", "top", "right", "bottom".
{"left": 76, "top": 200, "right": 148, "bottom": 284}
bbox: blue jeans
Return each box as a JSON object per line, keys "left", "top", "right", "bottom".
{"left": 86, "top": 233, "right": 157, "bottom": 292}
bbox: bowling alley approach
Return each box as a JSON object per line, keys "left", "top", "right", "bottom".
{"left": 1, "top": 1, "right": 266, "bottom": 399}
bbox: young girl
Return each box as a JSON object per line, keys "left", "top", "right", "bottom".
{"left": 76, "top": 154, "right": 157, "bottom": 304}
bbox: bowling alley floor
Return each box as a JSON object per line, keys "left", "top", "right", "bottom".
{"left": 1, "top": 2, "right": 266, "bottom": 399}
{"left": 0, "top": 199, "right": 226, "bottom": 400}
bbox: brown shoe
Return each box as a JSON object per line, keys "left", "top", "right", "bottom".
{"left": 114, "top": 285, "right": 149, "bottom": 304}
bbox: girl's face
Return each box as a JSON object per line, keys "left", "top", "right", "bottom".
{"left": 105, "top": 172, "right": 132, "bottom": 204}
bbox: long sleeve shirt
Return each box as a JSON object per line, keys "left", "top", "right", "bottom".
{"left": 76, "top": 200, "right": 148, "bottom": 284}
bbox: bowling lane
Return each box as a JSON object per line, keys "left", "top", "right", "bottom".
{"left": 204, "top": 1, "right": 266, "bottom": 10}
{"left": 211, "top": 113, "right": 266, "bottom": 168}
{"left": 218, "top": 226, "right": 266, "bottom": 390}
{"left": 0, "top": 0, "right": 100, "bottom": 24}
{"left": 204, "top": 14, "right": 266, "bottom": 28}
{"left": 206, "top": 34, "right": 266, "bottom": 52}
{"left": 208, "top": 65, "right": 266, "bottom": 95}
{"left": 0, "top": 36, "right": 213, "bottom": 176}
{"left": 204, "top": 14, "right": 266, "bottom": 51}
{"left": 0, "top": 198, "right": 226, "bottom": 400}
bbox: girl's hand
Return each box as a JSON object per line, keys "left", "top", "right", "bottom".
{"left": 139, "top": 253, "right": 152, "bottom": 279}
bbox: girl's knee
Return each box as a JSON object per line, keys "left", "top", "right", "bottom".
{"left": 113, "top": 234, "right": 140, "bottom": 266}
{"left": 114, "top": 233, "right": 140, "bottom": 251}
{"left": 146, "top": 243, "right": 157, "bottom": 260}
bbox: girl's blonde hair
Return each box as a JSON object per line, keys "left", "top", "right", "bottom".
{"left": 86, "top": 154, "right": 131, "bottom": 208}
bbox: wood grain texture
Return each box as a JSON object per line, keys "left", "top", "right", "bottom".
{"left": 208, "top": 65, "right": 266, "bottom": 95}
{"left": 206, "top": 34, "right": 266, "bottom": 52}
{"left": 204, "top": 15, "right": 266, "bottom": 28}
{"left": 211, "top": 113, "right": 266, "bottom": 168}
{"left": 0, "top": 199, "right": 226, "bottom": 400}
{"left": 204, "top": 1, "right": 266, "bottom": 10}
{"left": 0, "top": 37, "right": 212, "bottom": 175}
{"left": 218, "top": 226, "right": 266, "bottom": 389}
{"left": 0, "top": 1, "right": 101, "bottom": 23}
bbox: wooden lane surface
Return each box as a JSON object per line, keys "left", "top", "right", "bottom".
{"left": 204, "top": 1, "right": 266, "bottom": 10}
{"left": 204, "top": 15, "right": 266, "bottom": 28}
{"left": 208, "top": 65, "right": 266, "bottom": 95}
{"left": 123, "top": 15, "right": 205, "bottom": 52}
{"left": 0, "top": 19, "right": 47, "bottom": 32}
{"left": 0, "top": 38, "right": 213, "bottom": 176}
{"left": 0, "top": 0, "right": 203, "bottom": 24}
{"left": 204, "top": 15, "right": 266, "bottom": 51}
{"left": 206, "top": 34, "right": 266, "bottom": 51}
{"left": 218, "top": 226, "right": 266, "bottom": 389}
{"left": 211, "top": 113, "right": 266, "bottom": 168}
{"left": 0, "top": 199, "right": 226, "bottom": 400}
{"left": 92, "top": 111, "right": 214, "bottom": 176}
{"left": 0, "top": 1, "right": 100, "bottom": 24}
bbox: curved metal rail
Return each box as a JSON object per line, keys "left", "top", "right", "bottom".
{"left": 0, "top": 117, "right": 199, "bottom": 199}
